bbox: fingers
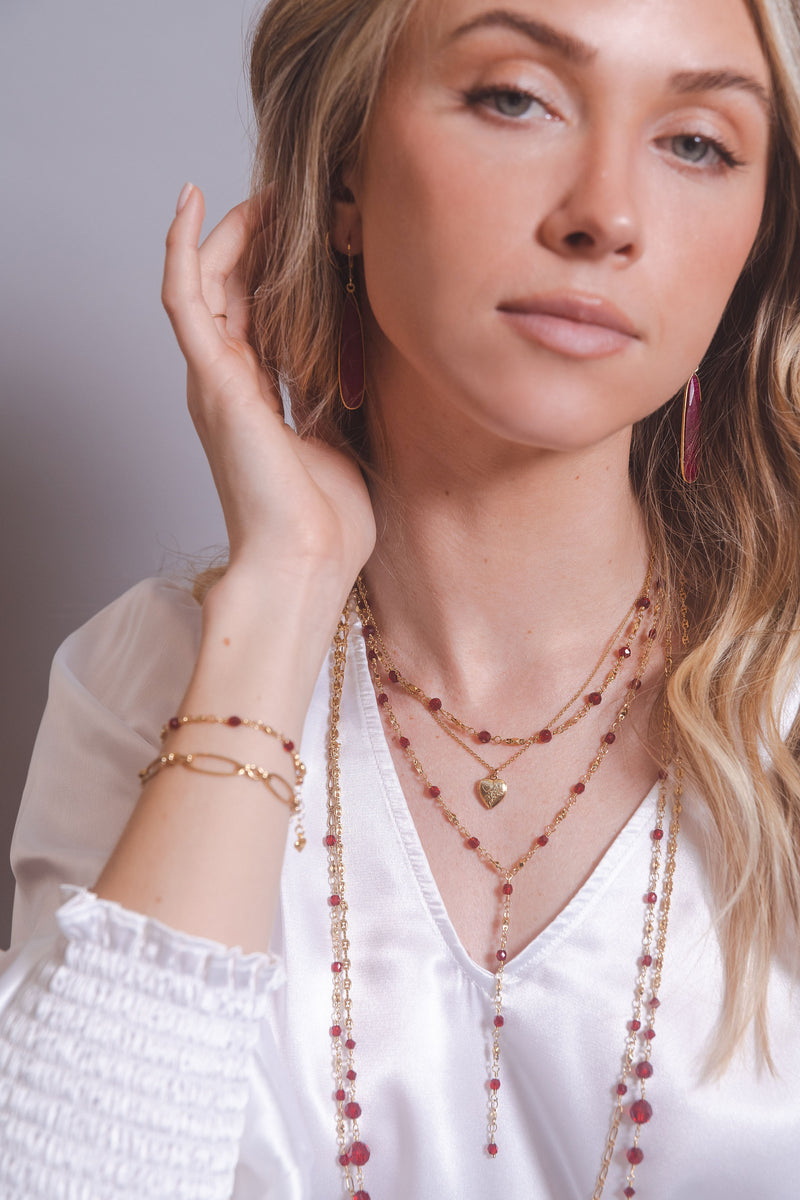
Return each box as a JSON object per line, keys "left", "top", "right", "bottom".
{"left": 198, "top": 199, "right": 254, "bottom": 339}
{"left": 162, "top": 183, "right": 222, "bottom": 363}
{"left": 198, "top": 188, "right": 274, "bottom": 337}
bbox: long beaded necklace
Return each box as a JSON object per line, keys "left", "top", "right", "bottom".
{"left": 324, "top": 590, "right": 684, "bottom": 1200}
{"left": 354, "top": 568, "right": 655, "bottom": 808}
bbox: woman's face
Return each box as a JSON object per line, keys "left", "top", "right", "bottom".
{"left": 341, "top": 0, "right": 773, "bottom": 453}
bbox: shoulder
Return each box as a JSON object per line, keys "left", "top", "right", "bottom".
{"left": 54, "top": 576, "right": 203, "bottom": 741}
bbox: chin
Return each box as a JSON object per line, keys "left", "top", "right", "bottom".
{"left": 457, "top": 373, "right": 642, "bottom": 455}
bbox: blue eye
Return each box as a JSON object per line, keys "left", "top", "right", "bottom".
{"left": 491, "top": 89, "right": 541, "bottom": 117}
{"left": 673, "top": 134, "right": 716, "bottom": 163}
{"left": 466, "top": 86, "right": 549, "bottom": 120}
{"left": 669, "top": 133, "right": 740, "bottom": 169}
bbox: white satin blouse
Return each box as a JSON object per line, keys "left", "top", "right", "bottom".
{"left": 1, "top": 577, "right": 799, "bottom": 1199}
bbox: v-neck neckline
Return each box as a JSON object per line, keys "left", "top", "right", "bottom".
{"left": 350, "top": 612, "right": 661, "bottom": 990}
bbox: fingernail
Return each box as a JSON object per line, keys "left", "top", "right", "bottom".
{"left": 176, "top": 182, "right": 194, "bottom": 214}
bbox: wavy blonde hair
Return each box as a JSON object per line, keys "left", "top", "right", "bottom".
{"left": 199, "top": 0, "right": 800, "bottom": 1071}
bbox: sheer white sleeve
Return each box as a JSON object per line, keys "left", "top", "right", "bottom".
{"left": 0, "top": 579, "right": 303, "bottom": 1200}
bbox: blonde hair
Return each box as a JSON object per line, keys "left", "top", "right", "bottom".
{"left": 201, "top": 0, "right": 800, "bottom": 1071}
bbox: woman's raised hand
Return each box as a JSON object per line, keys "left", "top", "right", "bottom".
{"left": 161, "top": 184, "right": 376, "bottom": 600}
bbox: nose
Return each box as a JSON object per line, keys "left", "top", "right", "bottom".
{"left": 537, "top": 131, "right": 642, "bottom": 265}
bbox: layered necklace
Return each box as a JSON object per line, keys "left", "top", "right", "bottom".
{"left": 324, "top": 579, "right": 684, "bottom": 1200}
{"left": 354, "top": 565, "right": 654, "bottom": 809}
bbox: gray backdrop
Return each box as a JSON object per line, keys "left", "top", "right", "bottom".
{"left": 1, "top": 1, "right": 267, "bottom": 947}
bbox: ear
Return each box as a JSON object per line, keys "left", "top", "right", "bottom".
{"left": 330, "top": 166, "right": 363, "bottom": 255}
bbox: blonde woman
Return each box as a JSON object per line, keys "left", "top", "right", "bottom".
{"left": 2, "top": 0, "right": 799, "bottom": 1197}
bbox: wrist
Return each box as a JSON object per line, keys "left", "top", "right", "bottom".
{"left": 188, "top": 565, "right": 350, "bottom": 738}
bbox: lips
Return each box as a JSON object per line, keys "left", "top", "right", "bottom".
{"left": 497, "top": 292, "right": 640, "bottom": 359}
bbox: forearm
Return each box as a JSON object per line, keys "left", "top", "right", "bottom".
{"left": 95, "top": 566, "right": 346, "bottom": 953}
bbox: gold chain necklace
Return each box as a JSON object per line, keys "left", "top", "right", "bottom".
{"left": 353, "top": 564, "right": 655, "bottom": 808}
{"left": 324, "top": 588, "right": 683, "bottom": 1198}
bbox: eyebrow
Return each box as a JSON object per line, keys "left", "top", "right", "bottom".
{"left": 448, "top": 9, "right": 773, "bottom": 120}
{"left": 669, "top": 69, "right": 774, "bottom": 122}
{"left": 447, "top": 9, "right": 596, "bottom": 65}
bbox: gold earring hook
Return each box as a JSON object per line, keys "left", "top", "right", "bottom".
{"left": 346, "top": 243, "right": 356, "bottom": 295}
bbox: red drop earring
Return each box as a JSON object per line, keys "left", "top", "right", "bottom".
{"left": 337, "top": 244, "right": 365, "bottom": 411}
{"left": 680, "top": 372, "right": 701, "bottom": 483}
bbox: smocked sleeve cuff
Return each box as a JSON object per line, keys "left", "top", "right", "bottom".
{"left": 0, "top": 888, "right": 283, "bottom": 1200}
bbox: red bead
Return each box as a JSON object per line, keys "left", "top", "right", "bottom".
{"left": 331, "top": 961, "right": 342, "bottom": 973}
{"left": 349, "top": 1141, "right": 370, "bottom": 1166}
{"left": 630, "top": 679, "right": 642, "bottom": 692}
{"left": 344, "top": 1101, "right": 362, "bottom": 1119}
{"left": 388, "top": 670, "right": 399, "bottom": 683}
{"left": 168, "top": 716, "right": 181, "bottom": 730}
{"left": 399, "top": 737, "right": 410, "bottom": 749}
{"left": 467, "top": 837, "right": 480, "bottom": 849}
{"left": 367, "top": 649, "right": 377, "bottom": 661}
{"left": 651, "top": 828, "right": 664, "bottom": 840}
{"left": 324, "top": 834, "right": 338, "bottom": 846}
{"left": 330, "top": 1024, "right": 342, "bottom": 1037}
{"left": 487, "top": 1143, "right": 499, "bottom": 1157}
{"left": 502, "top": 883, "right": 513, "bottom": 895}
{"left": 646, "top": 892, "right": 658, "bottom": 904}
{"left": 282, "top": 739, "right": 295, "bottom": 752}
{"left": 494, "top": 1015, "right": 505, "bottom": 1027}
{"left": 630, "top": 1099, "right": 653, "bottom": 1125}
{"left": 355, "top": 1193, "right": 371, "bottom": 1200}
{"left": 572, "top": 782, "right": 586, "bottom": 794}
{"left": 339, "top": 1153, "right": 350, "bottom": 1166}
{"left": 617, "top": 1083, "right": 628, "bottom": 1096}
{"left": 489, "top": 1078, "right": 501, "bottom": 1090}
{"left": 635, "top": 1061, "right": 653, "bottom": 1079}
{"left": 648, "top": 627, "right": 657, "bottom": 639}
{"left": 345, "top": 1038, "right": 356, "bottom": 1050}
{"left": 624, "top": 1188, "right": 636, "bottom": 1198}
{"left": 328, "top": 894, "right": 341, "bottom": 907}
{"left": 645, "top": 1029, "right": 656, "bottom": 1040}
{"left": 627, "top": 1147, "right": 644, "bottom": 1165}
{"left": 363, "top": 624, "right": 376, "bottom": 637}
{"left": 629, "top": 1020, "right": 641, "bottom": 1032}
{"left": 496, "top": 950, "right": 507, "bottom": 962}
{"left": 641, "top": 954, "right": 653, "bottom": 966}
{"left": 538, "top": 729, "right": 553, "bottom": 743}
{"left": 346, "top": 1069, "right": 357, "bottom": 1080}
{"left": 588, "top": 692, "right": 602, "bottom": 706}
{"left": 478, "top": 730, "right": 492, "bottom": 743}
{"left": 537, "top": 835, "right": 549, "bottom": 847}
{"left": 428, "top": 785, "right": 441, "bottom": 798}
{"left": 604, "top": 732, "right": 616, "bottom": 744}
{"left": 619, "top": 646, "right": 632, "bottom": 659}
{"left": 657, "top": 768, "right": 668, "bottom": 780}
{"left": 429, "top": 698, "right": 442, "bottom": 711}
{"left": 335, "top": 1088, "right": 346, "bottom": 1101}
{"left": 636, "top": 596, "right": 651, "bottom": 610}
{"left": 649, "top": 997, "right": 661, "bottom": 1008}
{"left": 227, "top": 715, "right": 242, "bottom": 726}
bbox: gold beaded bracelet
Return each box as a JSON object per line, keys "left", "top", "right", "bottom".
{"left": 141, "top": 746, "right": 307, "bottom": 852}
{"left": 161, "top": 713, "right": 306, "bottom": 785}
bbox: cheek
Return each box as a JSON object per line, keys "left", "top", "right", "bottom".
{"left": 357, "top": 108, "right": 508, "bottom": 352}
{"left": 650, "top": 185, "right": 766, "bottom": 368}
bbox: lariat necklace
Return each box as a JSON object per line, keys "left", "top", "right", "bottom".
{"left": 324, "top": 584, "right": 683, "bottom": 1199}
{"left": 354, "top": 564, "right": 655, "bottom": 808}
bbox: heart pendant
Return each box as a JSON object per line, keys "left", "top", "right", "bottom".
{"left": 478, "top": 777, "right": 508, "bottom": 809}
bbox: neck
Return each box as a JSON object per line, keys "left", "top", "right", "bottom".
{"left": 363, "top": 419, "right": 651, "bottom": 720}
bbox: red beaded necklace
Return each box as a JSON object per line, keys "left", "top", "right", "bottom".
{"left": 354, "top": 568, "right": 655, "bottom": 809}
{"left": 324, "top": 593, "right": 683, "bottom": 1199}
